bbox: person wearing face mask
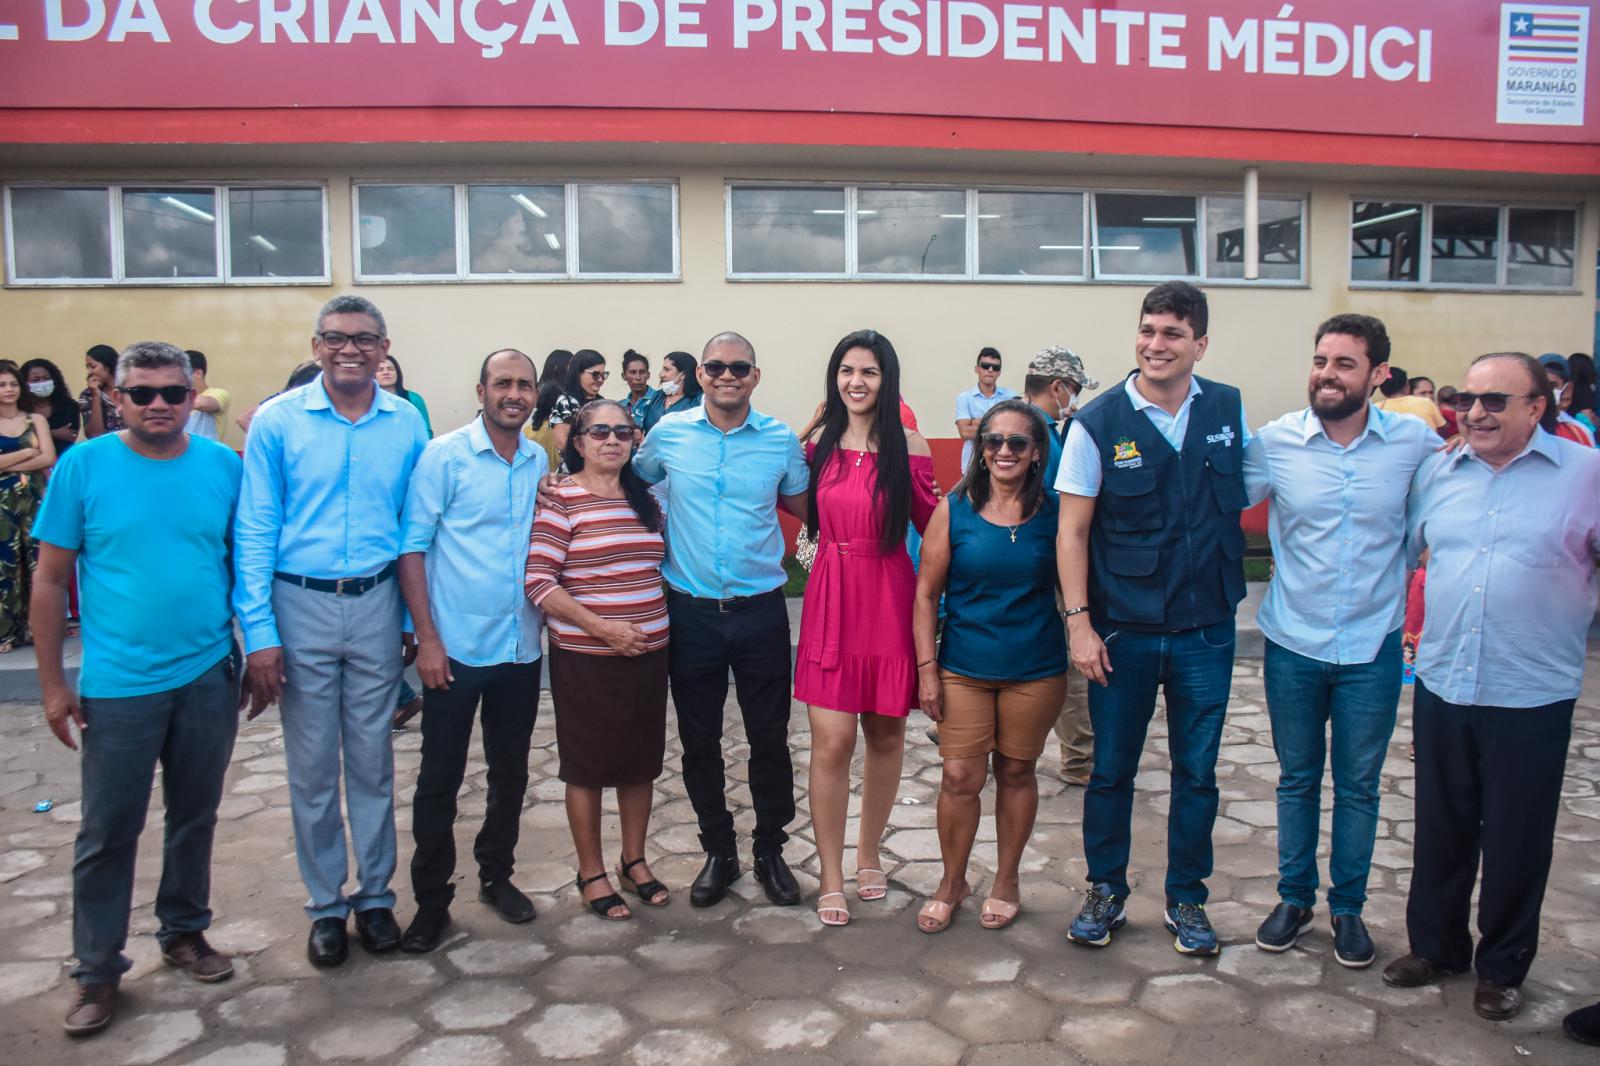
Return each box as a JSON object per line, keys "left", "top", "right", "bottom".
{"left": 1023, "top": 347, "right": 1101, "bottom": 790}
{"left": 20, "top": 358, "right": 82, "bottom": 458}
{"left": 79, "top": 345, "right": 126, "bottom": 440}
{"left": 638, "top": 351, "right": 703, "bottom": 434}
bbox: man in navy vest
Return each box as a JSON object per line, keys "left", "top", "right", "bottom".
{"left": 1054, "top": 281, "right": 1250, "bottom": 956}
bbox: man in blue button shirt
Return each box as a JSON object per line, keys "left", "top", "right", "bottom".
{"left": 632, "top": 331, "right": 809, "bottom": 908}
{"left": 1242, "top": 314, "right": 1437, "bottom": 968}
{"left": 396, "top": 349, "right": 547, "bottom": 953}
{"left": 234, "top": 295, "right": 428, "bottom": 969}
{"left": 1383, "top": 352, "right": 1600, "bottom": 1022}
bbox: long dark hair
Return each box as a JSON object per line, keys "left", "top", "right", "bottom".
{"left": 954, "top": 398, "right": 1049, "bottom": 519}
{"left": 804, "top": 330, "right": 912, "bottom": 554}
{"left": 562, "top": 349, "right": 606, "bottom": 401}
{"left": 560, "top": 399, "right": 662, "bottom": 533}
{"left": 532, "top": 349, "right": 574, "bottom": 431}
{"left": 663, "top": 351, "right": 703, "bottom": 402}
{"left": 381, "top": 355, "right": 410, "bottom": 399}
{"left": 1569, "top": 352, "right": 1597, "bottom": 415}
{"left": 18, "top": 357, "right": 76, "bottom": 423}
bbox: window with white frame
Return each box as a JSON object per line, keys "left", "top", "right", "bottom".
{"left": 354, "top": 181, "right": 679, "bottom": 281}
{"left": 726, "top": 184, "right": 1303, "bottom": 283}
{"left": 4, "top": 183, "right": 328, "bottom": 285}
{"left": 1350, "top": 199, "right": 1578, "bottom": 289}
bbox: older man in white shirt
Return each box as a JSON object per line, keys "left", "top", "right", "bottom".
{"left": 1384, "top": 352, "right": 1600, "bottom": 1022}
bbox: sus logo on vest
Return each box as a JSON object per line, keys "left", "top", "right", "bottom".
{"left": 1112, "top": 438, "right": 1143, "bottom": 469}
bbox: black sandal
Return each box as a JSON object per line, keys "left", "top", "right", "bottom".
{"left": 617, "top": 856, "right": 670, "bottom": 907}
{"left": 575, "top": 871, "right": 630, "bottom": 921}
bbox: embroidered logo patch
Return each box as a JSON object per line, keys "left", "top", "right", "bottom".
{"left": 1112, "top": 437, "right": 1143, "bottom": 469}
{"left": 1205, "top": 425, "right": 1236, "bottom": 447}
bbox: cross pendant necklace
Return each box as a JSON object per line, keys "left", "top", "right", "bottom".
{"left": 1008, "top": 525, "right": 1018, "bottom": 543}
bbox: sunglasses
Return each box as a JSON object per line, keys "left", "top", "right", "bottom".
{"left": 981, "top": 432, "right": 1034, "bottom": 454}
{"left": 978, "top": 362, "right": 1002, "bottom": 372}
{"left": 1448, "top": 391, "right": 1537, "bottom": 414}
{"left": 117, "top": 385, "right": 193, "bottom": 406}
{"left": 702, "top": 360, "right": 754, "bottom": 380}
{"left": 585, "top": 369, "right": 609, "bottom": 381}
{"left": 582, "top": 423, "right": 638, "bottom": 441}
{"left": 316, "top": 330, "right": 384, "bottom": 352}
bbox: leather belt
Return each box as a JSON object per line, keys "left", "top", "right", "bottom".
{"left": 274, "top": 560, "right": 398, "bottom": 596}
{"left": 666, "top": 586, "right": 783, "bottom": 615}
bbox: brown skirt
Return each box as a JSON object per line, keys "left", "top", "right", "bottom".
{"left": 548, "top": 643, "right": 669, "bottom": 788}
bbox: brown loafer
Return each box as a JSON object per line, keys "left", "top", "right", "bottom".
{"left": 64, "top": 981, "right": 116, "bottom": 1036}
{"left": 1381, "top": 952, "right": 1465, "bottom": 988}
{"left": 1473, "top": 979, "right": 1523, "bottom": 1021}
{"left": 160, "top": 932, "right": 234, "bottom": 983}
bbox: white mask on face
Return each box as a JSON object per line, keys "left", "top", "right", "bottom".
{"left": 28, "top": 380, "right": 55, "bottom": 398}
{"left": 660, "top": 379, "right": 681, "bottom": 397}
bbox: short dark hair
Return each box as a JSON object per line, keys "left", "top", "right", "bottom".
{"left": 1471, "top": 352, "right": 1558, "bottom": 433}
{"left": 480, "top": 347, "right": 535, "bottom": 385}
{"left": 86, "top": 344, "right": 119, "bottom": 372}
{"left": 1409, "top": 375, "right": 1434, "bottom": 393}
{"left": 1379, "top": 365, "right": 1409, "bottom": 398}
{"left": 977, "top": 347, "right": 1001, "bottom": 363}
{"left": 1024, "top": 373, "right": 1063, "bottom": 396}
{"left": 621, "top": 349, "right": 649, "bottom": 370}
{"left": 184, "top": 349, "right": 208, "bottom": 374}
{"left": 1140, "top": 281, "right": 1208, "bottom": 339}
{"left": 1314, "top": 313, "right": 1391, "bottom": 371}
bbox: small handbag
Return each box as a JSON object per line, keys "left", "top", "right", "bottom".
{"left": 793, "top": 526, "right": 819, "bottom": 572}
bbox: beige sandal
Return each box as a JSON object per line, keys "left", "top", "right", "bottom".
{"left": 980, "top": 897, "right": 1020, "bottom": 930}
{"left": 916, "top": 888, "right": 970, "bottom": 934}
{"left": 856, "top": 868, "right": 888, "bottom": 902}
{"left": 818, "top": 892, "right": 850, "bottom": 927}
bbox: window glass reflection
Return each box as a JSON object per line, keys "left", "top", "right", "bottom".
{"left": 358, "top": 185, "right": 456, "bottom": 277}
{"left": 122, "top": 188, "right": 218, "bottom": 279}
{"left": 9, "top": 187, "right": 112, "bottom": 280}
{"left": 1506, "top": 207, "right": 1576, "bottom": 288}
{"left": 1095, "top": 194, "right": 1199, "bottom": 277}
{"left": 576, "top": 184, "right": 674, "bottom": 275}
{"left": 228, "top": 187, "right": 325, "bottom": 279}
{"left": 1350, "top": 201, "right": 1422, "bottom": 282}
{"left": 856, "top": 188, "right": 966, "bottom": 275}
{"left": 468, "top": 185, "right": 566, "bottom": 275}
{"left": 1206, "top": 197, "right": 1302, "bottom": 281}
{"left": 1430, "top": 205, "right": 1499, "bottom": 285}
{"left": 730, "top": 187, "right": 847, "bottom": 274}
{"left": 977, "top": 191, "right": 1084, "bottom": 277}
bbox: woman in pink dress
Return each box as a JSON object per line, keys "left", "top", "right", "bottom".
{"left": 795, "top": 329, "right": 938, "bottom": 926}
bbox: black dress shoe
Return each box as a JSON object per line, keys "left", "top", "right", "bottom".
{"left": 354, "top": 908, "right": 401, "bottom": 953}
{"left": 479, "top": 880, "right": 536, "bottom": 924}
{"left": 753, "top": 853, "right": 801, "bottom": 906}
{"left": 1255, "top": 902, "right": 1314, "bottom": 952}
{"left": 1381, "top": 952, "right": 1465, "bottom": 988}
{"left": 1331, "top": 914, "right": 1376, "bottom": 969}
{"left": 307, "top": 917, "right": 348, "bottom": 968}
{"left": 1564, "top": 1000, "right": 1600, "bottom": 1045}
{"left": 1473, "top": 979, "right": 1523, "bottom": 1021}
{"left": 400, "top": 907, "right": 451, "bottom": 953}
{"left": 689, "top": 854, "right": 742, "bottom": 908}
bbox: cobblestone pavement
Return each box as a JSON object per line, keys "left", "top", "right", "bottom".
{"left": 2, "top": 657, "right": 1598, "bottom": 1065}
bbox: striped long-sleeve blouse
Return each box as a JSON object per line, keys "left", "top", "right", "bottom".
{"left": 524, "top": 478, "right": 669, "bottom": 655}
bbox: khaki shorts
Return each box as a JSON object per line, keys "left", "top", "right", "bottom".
{"left": 938, "top": 669, "right": 1070, "bottom": 761}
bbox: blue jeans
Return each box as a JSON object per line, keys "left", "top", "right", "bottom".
{"left": 1265, "top": 631, "right": 1402, "bottom": 915}
{"left": 1083, "top": 619, "right": 1235, "bottom": 905}
{"left": 72, "top": 649, "right": 239, "bottom": 984}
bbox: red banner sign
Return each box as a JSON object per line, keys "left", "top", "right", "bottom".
{"left": 0, "top": 0, "right": 1594, "bottom": 144}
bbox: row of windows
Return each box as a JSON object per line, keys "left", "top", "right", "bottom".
{"left": 2, "top": 182, "right": 1582, "bottom": 292}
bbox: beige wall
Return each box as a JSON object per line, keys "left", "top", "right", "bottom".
{"left": 2, "top": 161, "right": 1593, "bottom": 445}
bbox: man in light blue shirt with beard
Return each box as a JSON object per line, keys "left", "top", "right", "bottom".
{"left": 1242, "top": 313, "right": 1436, "bottom": 969}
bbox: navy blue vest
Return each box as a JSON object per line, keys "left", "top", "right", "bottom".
{"left": 1074, "top": 374, "right": 1248, "bottom": 633}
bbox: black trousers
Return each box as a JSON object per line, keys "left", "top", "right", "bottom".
{"left": 1407, "top": 679, "right": 1573, "bottom": 987}
{"left": 667, "top": 588, "right": 795, "bottom": 858}
{"left": 410, "top": 658, "right": 542, "bottom": 909}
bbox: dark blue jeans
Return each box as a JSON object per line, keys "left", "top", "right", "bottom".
{"left": 1264, "top": 630, "right": 1401, "bottom": 915}
{"left": 72, "top": 649, "right": 239, "bottom": 984}
{"left": 1083, "top": 619, "right": 1234, "bottom": 905}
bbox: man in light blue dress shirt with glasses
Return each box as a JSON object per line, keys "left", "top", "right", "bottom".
{"left": 1382, "top": 352, "right": 1600, "bottom": 1023}
{"left": 632, "top": 330, "right": 810, "bottom": 910}
{"left": 396, "top": 349, "right": 547, "bottom": 953}
{"left": 1242, "top": 313, "right": 1437, "bottom": 970}
{"left": 235, "top": 295, "right": 428, "bottom": 969}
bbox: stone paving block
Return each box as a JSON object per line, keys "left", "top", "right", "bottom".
{"left": 728, "top": 999, "right": 846, "bottom": 1051}
{"left": 0, "top": 960, "right": 61, "bottom": 1004}
{"left": 629, "top": 975, "right": 738, "bottom": 1024}
{"left": 1225, "top": 800, "right": 1277, "bottom": 828}
{"left": 626, "top": 1027, "right": 745, "bottom": 1066}
{"left": 1055, "top": 1008, "right": 1176, "bottom": 1063}
{"left": 231, "top": 773, "right": 289, "bottom": 794}
{"left": 832, "top": 1019, "right": 966, "bottom": 1066}
{"left": 105, "top": 1008, "right": 206, "bottom": 1064}
{"left": 733, "top": 906, "right": 824, "bottom": 944}
{"left": 398, "top": 1034, "right": 510, "bottom": 1066}
{"left": 521, "top": 1002, "right": 630, "bottom": 1059}
{"left": 722, "top": 947, "right": 843, "bottom": 998}
{"left": 218, "top": 981, "right": 329, "bottom": 1029}
{"left": 549, "top": 912, "right": 647, "bottom": 952}
{"left": 920, "top": 940, "right": 1023, "bottom": 984}
{"left": 330, "top": 958, "right": 448, "bottom": 1005}
{"left": 9, "top": 872, "right": 69, "bottom": 897}
{"left": 445, "top": 936, "right": 554, "bottom": 975}
{"left": 1387, "top": 1015, "right": 1525, "bottom": 1066}
{"left": 425, "top": 978, "right": 537, "bottom": 1030}
{"left": 0, "top": 898, "right": 57, "bottom": 929}
{"left": 1023, "top": 965, "right": 1139, "bottom": 1007}
{"left": 209, "top": 917, "right": 288, "bottom": 955}
{"left": 183, "top": 1041, "right": 289, "bottom": 1066}
{"left": 632, "top": 932, "right": 733, "bottom": 972}
{"left": 828, "top": 970, "right": 942, "bottom": 1018}
{"left": 0, "top": 849, "right": 46, "bottom": 882}
{"left": 1258, "top": 990, "right": 1376, "bottom": 1044}
{"left": 307, "top": 1015, "right": 421, "bottom": 1060}
{"left": 534, "top": 954, "right": 642, "bottom": 999}
{"left": 1216, "top": 944, "right": 1324, "bottom": 986}
{"left": 1137, "top": 974, "right": 1251, "bottom": 1025}
{"left": 939, "top": 985, "right": 1058, "bottom": 1043}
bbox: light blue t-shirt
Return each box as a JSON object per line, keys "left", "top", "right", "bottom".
{"left": 33, "top": 434, "right": 243, "bottom": 698}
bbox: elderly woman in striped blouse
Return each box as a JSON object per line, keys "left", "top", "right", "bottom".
{"left": 525, "top": 399, "right": 671, "bottom": 920}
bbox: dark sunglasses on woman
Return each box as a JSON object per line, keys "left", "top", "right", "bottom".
{"left": 981, "top": 432, "right": 1034, "bottom": 454}
{"left": 582, "top": 423, "right": 639, "bottom": 441}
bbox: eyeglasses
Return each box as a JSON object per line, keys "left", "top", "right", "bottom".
{"left": 978, "top": 362, "right": 1002, "bottom": 372}
{"left": 582, "top": 423, "right": 639, "bottom": 441}
{"left": 316, "top": 330, "right": 384, "bottom": 352}
{"left": 981, "top": 433, "right": 1034, "bottom": 454}
{"left": 585, "top": 369, "right": 609, "bottom": 381}
{"left": 1448, "top": 391, "right": 1538, "bottom": 413}
{"left": 702, "top": 360, "right": 754, "bottom": 380}
{"left": 117, "top": 385, "right": 192, "bottom": 406}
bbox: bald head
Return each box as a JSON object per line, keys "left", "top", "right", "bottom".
{"left": 480, "top": 347, "right": 536, "bottom": 384}
{"left": 703, "top": 331, "right": 756, "bottom": 364}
